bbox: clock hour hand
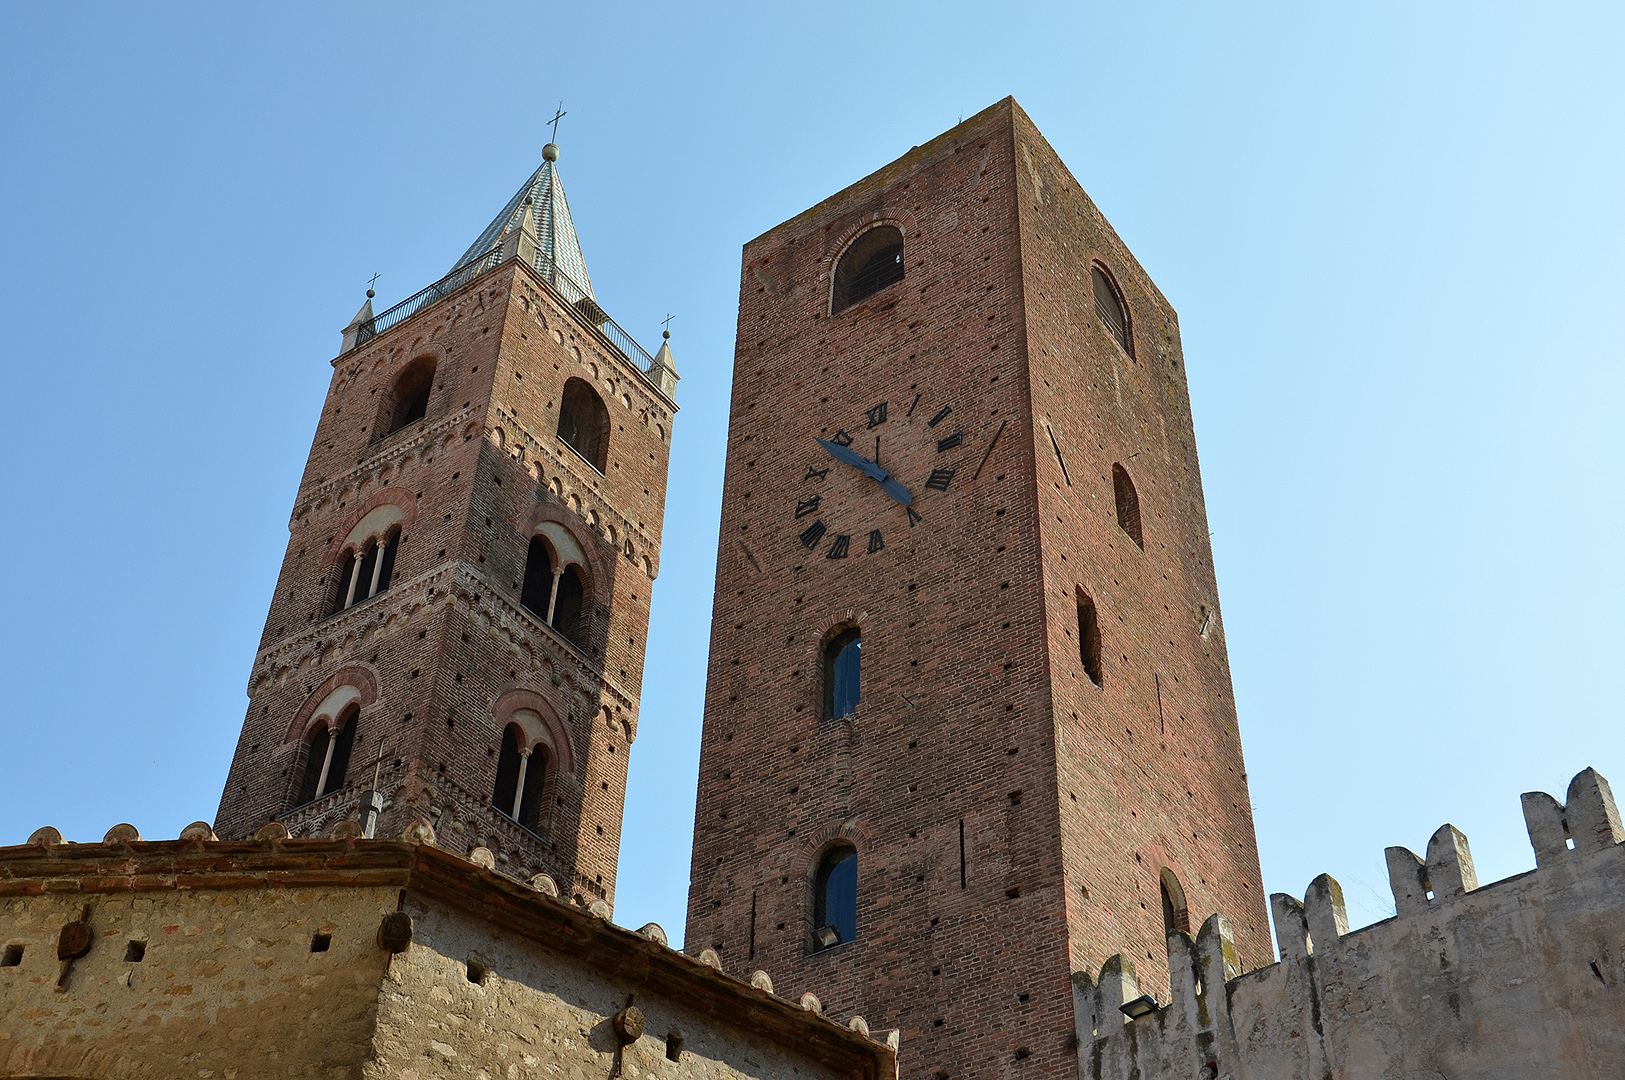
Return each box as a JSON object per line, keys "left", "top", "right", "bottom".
{"left": 815, "top": 437, "right": 887, "bottom": 483}
{"left": 879, "top": 474, "right": 914, "bottom": 507}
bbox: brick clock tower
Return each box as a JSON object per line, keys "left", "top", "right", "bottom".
{"left": 685, "top": 99, "right": 1268, "bottom": 1076}
{"left": 215, "top": 141, "right": 679, "bottom": 910}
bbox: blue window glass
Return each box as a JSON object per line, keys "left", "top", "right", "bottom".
{"left": 826, "top": 630, "right": 861, "bottom": 719}
{"left": 814, "top": 847, "right": 857, "bottom": 948}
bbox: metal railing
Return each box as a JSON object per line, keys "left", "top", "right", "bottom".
{"left": 356, "top": 244, "right": 656, "bottom": 373}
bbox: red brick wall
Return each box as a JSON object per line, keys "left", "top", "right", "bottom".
{"left": 685, "top": 99, "right": 1266, "bottom": 1080}
{"left": 215, "top": 260, "right": 674, "bottom": 909}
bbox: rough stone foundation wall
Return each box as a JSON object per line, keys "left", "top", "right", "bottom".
{"left": 1075, "top": 767, "right": 1625, "bottom": 1080}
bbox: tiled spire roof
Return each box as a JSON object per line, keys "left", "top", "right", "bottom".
{"left": 451, "top": 146, "right": 594, "bottom": 298}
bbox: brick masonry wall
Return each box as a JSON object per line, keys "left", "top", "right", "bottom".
{"left": 1008, "top": 106, "right": 1271, "bottom": 989}
{"left": 214, "top": 258, "right": 674, "bottom": 908}
{"left": 685, "top": 98, "right": 1266, "bottom": 1080}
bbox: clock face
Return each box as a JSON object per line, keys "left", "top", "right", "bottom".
{"left": 791, "top": 392, "right": 978, "bottom": 559}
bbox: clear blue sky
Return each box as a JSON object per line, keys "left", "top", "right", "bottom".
{"left": 2, "top": 3, "right": 1621, "bottom": 945}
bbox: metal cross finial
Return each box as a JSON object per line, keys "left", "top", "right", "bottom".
{"left": 548, "top": 102, "right": 567, "bottom": 145}
{"left": 662, "top": 313, "right": 676, "bottom": 334}
{"left": 367, "top": 273, "right": 381, "bottom": 291}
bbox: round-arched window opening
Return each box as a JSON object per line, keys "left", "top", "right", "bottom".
{"left": 493, "top": 724, "right": 548, "bottom": 832}
{"left": 813, "top": 845, "right": 857, "bottom": 949}
{"left": 384, "top": 359, "right": 436, "bottom": 437}
{"left": 293, "top": 705, "right": 357, "bottom": 809}
{"left": 1091, "top": 264, "right": 1132, "bottom": 356}
{"left": 558, "top": 377, "right": 610, "bottom": 472}
{"left": 824, "top": 629, "right": 861, "bottom": 719}
{"left": 832, "top": 227, "right": 905, "bottom": 314}
{"left": 1160, "top": 868, "right": 1191, "bottom": 935}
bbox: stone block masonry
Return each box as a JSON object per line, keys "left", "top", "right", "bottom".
{"left": 0, "top": 821, "right": 897, "bottom": 1080}
{"left": 1078, "top": 767, "right": 1625, "bottom": 1079}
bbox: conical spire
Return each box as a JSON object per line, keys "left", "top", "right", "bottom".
{"left": 452, "top": 142, "right": 594, "bottom": 298}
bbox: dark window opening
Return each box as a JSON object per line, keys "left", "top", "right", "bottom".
{"left": 552, "top": 567, "right": 585, "bottom": 645}
{"left": 1092, "top": 264, "right": 1131, "bottom": 355}
{"left": 294, "top": 706, "right": 357, "bottom": 808}
{"left": 1077, "top": 589, "right": 1103, "bottom": 687}
{"left": 385, "top": 360, "right": 435, "bottom": 436}
{"left": 1161, "top": 870, "right": 1191, "bottom": 935}
{"left": 813, "top": 845, "right": 857, "bottom": 949}
{"left": 824, "top": 629, "right": 861, "bottom": 719}
{"left": 1, "top": 944, "right": 21, "bottom": 967}
{"left": 310, "top": 932, "right": 332, "bottom": 953}
{"left": 666, "top": 1030, "right": 686, "bottom": 1062}
{"left": 330, "top": 530, "right": 400, "bottom": 615}
{"left": 1112, "top": 464, "right": 1143, "bottom": 549}
{"left": 832, "top": 226, "right": 905, "bottom": 314}
{"left": 558, "top": 377, "right": 610, "bottom": 472}
{"left": 124, "top": 940, "right": 146, "bottom": 962}
{"left": 466, "top": 957, "right": 487, "bottom": 984}
{"left": 520, "top": 537, "right": 553, "bottom": 618}
{"left": 493, "top": 725, "right": 547, "bottom": 831}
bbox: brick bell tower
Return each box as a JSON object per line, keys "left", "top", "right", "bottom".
{"left": 215, "top": 139, "right": 679, "bottom": 909}
{"left": 685, "top": 99, "right": 1268, "bottom": 1076}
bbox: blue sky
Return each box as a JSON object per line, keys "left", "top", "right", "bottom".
{"left": 2, "top": 3, "right": 1621, "bottom": 944}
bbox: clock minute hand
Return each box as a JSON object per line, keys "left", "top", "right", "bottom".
{"left": 815, "top": 437, "right": 887, "bottom": 482}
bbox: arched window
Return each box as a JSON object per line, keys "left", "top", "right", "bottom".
{"left": 330, "top": 529, "right": 400, "bottom": 615}
{"left": 294, "top": 705, "right": 357, "bottom": 807}
{"left": 1160, "top": 869, "right": 1191, "bottom": 935}
{"left": 384, "top": 359, "right": 435, "bottom": 437}
{"left": 832, "top": 226, "right": 904, "bottom": 314}
{"left": 1091, "top": 264, "right": 1132, "bottom": 356}
{"left": 1112, "top": 463, "right": 1143, "bottom": 549}
{"left": 813, "top": 844, "right": 858, "bottom": 949}
{"left": 824, "top": 629, "right": 861, "bottom": 719}
{"left": 1076, "top": 589, "right": 1103, "bottom": 687}
{"left": 493, "top": 725, "right": 547, "bottom": 831}
{"left": 520, "top": 536, "right": 554, "bottom": 617}
{"left": 552, "top": 567, "right": 585, "bottom": 644}
{"left": 558, "top": 378, "right": 610, "bottom": 472}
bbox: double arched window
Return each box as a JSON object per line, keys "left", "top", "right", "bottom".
{"left": 558, "top": 378, "right": 610, "bottom": 472}
{"left": 813, "top": 844, "right": 858, "bottom": 950}
{"left": 382, "top": 358, "right": 435, "bottom": 438}
{"left": 520, "top": 523, "right": 589, "bottom": 647}
{"left": 832, "top": 226, "right": 905, "bottom": 314}
{"left": 332, "top": 529, "right": 399, "bottom": 615}
{"left": 824, "top": 629, "right": 861, "bottom": 719}
{"left": 493, "top": 723, "right": 548, "bottom": 832}
{"left": 294, "top": 705, "right": 356, "bottom": 807}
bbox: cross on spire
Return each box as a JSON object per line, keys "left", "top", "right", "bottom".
{"left": 548, "top": 102, "right": 567, "bottom": 146}
{"left": 367, "top": 272, "right": 381, "bottom": 293}
{"left": 662, "top": 313, "right": 676, "bottom": 335}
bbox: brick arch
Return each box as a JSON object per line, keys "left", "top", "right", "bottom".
{"left": 799, "top": 817, "right": 871, "bottom": 877}
{"left": 823, "top": 209, "right": 922, "bottom": 314}
{"left": 283, "top": 666, "right": 379, "bottom": 744}
{"left": 492, "top": 688, "right": 577, "bottom": 776}
{"left": 517, "top": 503, "right": 611, "bottom": 602}
{"left": 322, "top": 487, "right": 418, "bottom": 565}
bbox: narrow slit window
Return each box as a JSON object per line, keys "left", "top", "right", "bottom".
{"left": 1091, "top": 264, "right": 1132, "bottom": 355}
{"left": 1112, "top": 463, "right": 1143, "bottom": 549}
{"left": 813, "top": 845, "right": 858, "bottom": 949}
{"left": 832, "top": 227, "right": 905, "bottom": 314}
{"left": 1077, "top": 589, "right": 1103, "bottom": 687}
{"left": 1161, "top": 870, "right": 1191, "bottom": 934}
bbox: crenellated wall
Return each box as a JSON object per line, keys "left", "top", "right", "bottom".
{"left": 1075, "top": 767, "right": 1625, "bottom": 1080}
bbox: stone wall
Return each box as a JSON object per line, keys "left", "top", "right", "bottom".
{"left": 1075, "top": 767, "right": 1625, "bottom": 1079}
{"left": 0, "top": 826, "right": 896, "bottom": 1080}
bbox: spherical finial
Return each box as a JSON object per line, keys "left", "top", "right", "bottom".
{"left": 366, "top": 288, "right": 375, "bottom": 298}
{"left": 542, "top": 142, "right": 560, "bottom": 162}
{"left": 662, "top": 330, "right": 670, "bottom": 340}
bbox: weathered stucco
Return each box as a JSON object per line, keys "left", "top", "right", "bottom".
{"left": 1076, "top": 767, "right": 1625, "bottom": 1080}
{"left": 0, "top": 826, "right": 896, "bottom": 1080}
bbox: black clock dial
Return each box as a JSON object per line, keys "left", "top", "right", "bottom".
{"left": 794, "top": 394, "right": 966, "bottom": 556}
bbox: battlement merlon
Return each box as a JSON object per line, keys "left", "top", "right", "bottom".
{"left": 1077, "top": 766, "right": 1625, "bottom": 1080}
